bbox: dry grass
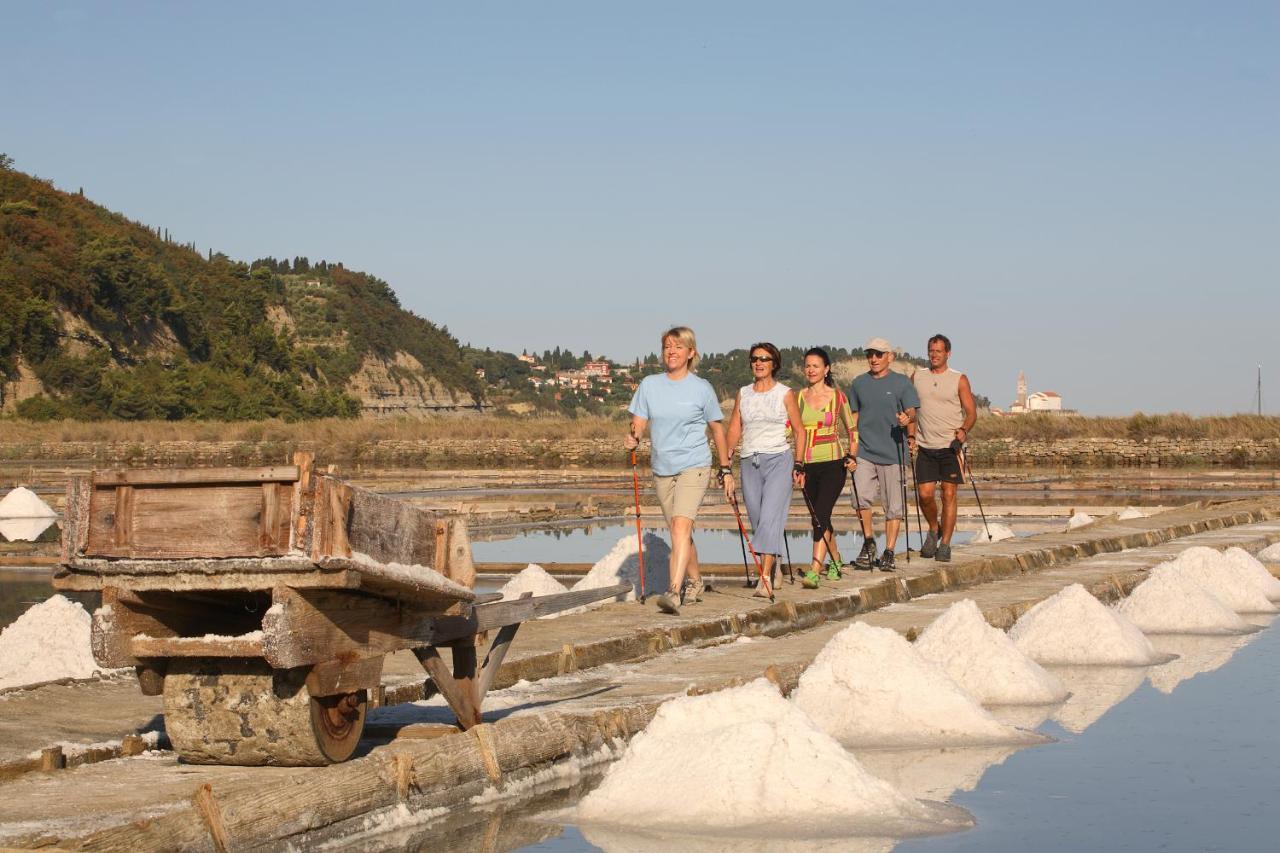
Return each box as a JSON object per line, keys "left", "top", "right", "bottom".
{"left": 972, "top": 412, "right": 1280, "bottom": 441}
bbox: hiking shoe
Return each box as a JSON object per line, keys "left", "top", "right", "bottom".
{"left": 801, "top": 570, "right": 821, "bottom": 589}
{"left": 878, "top": 549, "right": 896, "bottom": 572}
{"left": 853, "top": 538, "right": 878, "bottom": 570}
{"left": 683, "top": 578, "right": 705, "bottom": 603}
{"left": 752, "top": 581, "right": 772, "bottom": 598}
{"left": 825, "top": 559, "right": 843, "bottom": 581}
{"left": 920, "top": 529, "right": 938, "bottom": 559}
{"left": 655, "top": 591, "right": 680, "bottom": 614}
{"left": 935, "top": 542, "right": 952, "bottom": 563}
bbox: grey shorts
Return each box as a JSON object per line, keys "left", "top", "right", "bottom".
{"left": 653, "top": 466, "right": 710, "bottom": 523}
{"left": 853, "top": 461, "right": 905, "bottom": 520}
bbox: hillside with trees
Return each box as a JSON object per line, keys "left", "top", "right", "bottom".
{"left": 0, "top": 156, "right": 480, "bottom": 420}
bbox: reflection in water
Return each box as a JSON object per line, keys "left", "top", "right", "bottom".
{"left": 987, "top": 703, "right": 1059, "bottom": 732}
{"left": 854, "top": 744, "right": 1039, "bottom": 802}
{"left": 1046, "top": 666, "right": 1149, "bottom": 733}
{"left": 1146, "top": 621, "right": 1271, "bottom": 694}
{"left": 0, "top": 517, "right": 56, "bottom": 542}
{"left": 580, "top": 826, "right": 898, "bottom": 853}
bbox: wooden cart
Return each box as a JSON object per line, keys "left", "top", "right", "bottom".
{"left": 53, "top": 453, "right": 627, "bottom": 766}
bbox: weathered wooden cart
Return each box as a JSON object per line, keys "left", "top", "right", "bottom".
{"left": 53, "top": 453, "right": 626, "bottom": 766}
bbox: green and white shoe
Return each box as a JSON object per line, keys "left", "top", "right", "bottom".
{"left": 801, "top": 570, "right": 821, "bottom": 589}
{"left": 825, "top": 558, "right": 844, "bottom": 581}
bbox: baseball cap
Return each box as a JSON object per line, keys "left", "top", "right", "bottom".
{"left": 864, "top": 337, "right": 892, "bottom": 354}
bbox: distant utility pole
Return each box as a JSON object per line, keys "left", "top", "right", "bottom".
{"left": 1258, "top": 364, "right": 1264, "bottom": 416}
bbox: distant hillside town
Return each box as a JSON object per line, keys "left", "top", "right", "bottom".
{"left": 991, "top": 371, "right": 1073, "bottom": 416}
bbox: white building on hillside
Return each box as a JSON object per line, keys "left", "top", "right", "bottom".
{"left": 1026, "top": 391, "right": 1063, "bottom": 412}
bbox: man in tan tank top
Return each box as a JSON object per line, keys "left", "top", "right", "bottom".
{"left": 910, "top": 334, "right": 976, "bottom": 562}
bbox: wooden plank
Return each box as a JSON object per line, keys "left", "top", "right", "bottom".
{"left": 263, "top": 586, "right": 445, "bottom": 668}
{"left": 291, "top": 451, "right": 314, "bottom": 553}
{"left": 305, "top": 655, "right": 385, "bottom": 697}
{"left": 62, "top": 475, "right": 91, "bottom": 562}
{"left": 113, "top": 485, "right": 134, "bottom": 550}
{"left": 310, "top": 477, "right": 354, "bottom": 562}
{"left": 55, "top": 566, "right": 359, "bottom": 592}
{"left": 62, "top": 555, "right": 328, "bottom": 577}
{"left": 478, "top": 622, "right": 520, "bottom": 702}
{"left": 130, "top": 634, "right": 265, "bottom": 658}
{"left": 258, "top": 483, "right": 292, "bottom": 552}
{"left": 342, "top": 486, "right": 475, "bottom": 588}
{"left": 92, "top": 466, "right": 299, "bottom": 487}
{"left": 414, "top": 644, "right": 481, "bottom": 730}
{"left": 469, "top": 582, "right": 631, "bottom": 632}
{"left": 87, "top": 485, "right": 281, "bottom": 559}
{"left": 92, "top": 587, "right": 174, "bottom": 668}
{"left": 318, "top": 556, "right": 476, "bottom": 607}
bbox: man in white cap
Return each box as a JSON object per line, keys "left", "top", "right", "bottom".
{"left": 846, "top": 337, "right": 919, "bottom": 571}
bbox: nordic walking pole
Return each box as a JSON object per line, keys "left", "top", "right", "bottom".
{"left": 958, "top": 442, "right": 992, "bottom": 541}
{"left": 628, "top": 430, "right": 647, "bottom": 603}
{"left": 781, "top": 527, "right": 795, "bottom": 584}
{"left": 908, "top": 438, "right": 924, "bottom": 554}
{"left": 895, "top": 404, "right": 910, "bottom": 564}
{"left": 728, "top": 493, "right": 773, "bottom": 600}
{"left": 734, "top": 506, "right": 753, "bottom": 587}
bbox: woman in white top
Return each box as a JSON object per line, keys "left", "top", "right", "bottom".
{"left": 724, "top": 342, "right": 804, "bottom": 593}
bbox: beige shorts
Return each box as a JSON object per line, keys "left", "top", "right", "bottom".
{"left": 653, "top": 467, "right": 710, "bottom": 524}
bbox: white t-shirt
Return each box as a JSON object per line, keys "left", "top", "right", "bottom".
{"left": 739, "top": 382, "right": 791, "bottom": 456}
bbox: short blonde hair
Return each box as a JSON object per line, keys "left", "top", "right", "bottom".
{"left": 661, "top": 326, "right": 699, "bottom": 371}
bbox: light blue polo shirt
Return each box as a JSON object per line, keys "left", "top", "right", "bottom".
{"left": 628, "top": 372, "right": 723, "bottom": 476}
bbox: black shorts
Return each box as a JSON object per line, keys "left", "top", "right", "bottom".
{"left": 915, "top": 446, "right": 963, "bottom": 485}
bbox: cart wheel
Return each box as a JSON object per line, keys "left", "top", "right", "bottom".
{"left": 163, "top": 657, "right": 366, "bottom": 766}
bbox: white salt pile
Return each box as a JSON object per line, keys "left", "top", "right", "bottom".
{"left": 0, "top": 486, "right": 56, "bottom": 519}
{"left": 1065, "top": 511, "right": 1094, "bottom": 530}
{"left": 982, "top": 522, "right": 1016, "bottom": 543}
{"left": 1221, "top": 547, "right": 1280, "bottom": 601}
{"left": 792, "top": 623, "right": 1040, "bottom": 747}
{"left": 1116, "top": 563, "right": 1254, "bottom": 635}
{"left": 0, "top": 596, "right": 119, "bottom": 690}
{"left": 915, "top": 600, "right": 1068, "bottom": 705}
{"left": 1009, "top": 584, "right": 1166, "bottom": 666}
{"left": 0, "top": 517, "right": 56, "bottom": 542}
{"left": 571, "top": 532, "right": 670, "bottom": 604}
{"left": 497, "top": 564, "right": 568, "bottom": 602}
{"left": 1117, "top": 506, "right": 1148, "bottom": 520}
{"left": 1168, "top": 546, "right": 1278, "bottom": 614}
{"left": 1257, "top": 542, "right": 1280, "bottom": 562}
{"left": 576, "top": 678, "right": 968, "bottom": 836}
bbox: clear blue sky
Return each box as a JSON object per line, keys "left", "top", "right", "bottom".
{"left": 5, "top": 1, "right": 1277, "bottom": 414}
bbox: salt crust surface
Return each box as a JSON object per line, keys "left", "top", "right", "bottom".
{"left": 571, "top": 532, "right": 671, "bottom": 604}
{"left": 576, "top": 679, "right": 966, "bottom": 836}
{"left": 1220, "top": 547, "right": 1280, "bottom": 601}
{"left": 1118, "top": 506, "right": 1148, "bottom": 520}
{"left": 498, "top": 564, "right": 569, "bottom": 618}
{"left": 915, "top": 600, "right": 1068, "bottom": 704}
{"left": 347, "top": 551, "right": 474, "bottom": 599}
{"left": 0, "top": 486, "right": 56, "bottom": 519}
{"left": 1065, "top": 511, "right": 1094, "bottom": 530}
{"left": 1257, "top": 542, "right": 1280, "bottom": 561}
{"left": 793, "top": 623, "right": 1040, "bottom": 747}
{"left": 1116, "top": 564, "right": 1253, "bottom": 635}
{"left": 0, "top": 595, "right": 123, "bottom": 690}
{"left": 1009, "top": 583, "right": 1164, "bottom": 665}
{"left": 1168, "top": 546, "right": 1278, "bottom": 613}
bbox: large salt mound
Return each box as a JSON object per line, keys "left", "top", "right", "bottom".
{"left": 0, "top": 486, "right": 56, "bottom": 519}
{"left": 497, "top": 564, "right": 570, "bottom": 617}
{"left": 1221, "top": 547, "right": 1280, "bottom": 601}
{"left": 1065, "top": 511, "right": 1094, "bottom": 530}
{"left": 576, "top": 679, "right": 969, "bottom": 837}
{"left": 1117, "top": 506, "right": 1148, "bottom": 520}
{"left": 571, "top": 532, "right": 670, "bottom": 605}
{"left": 1257, "top": 542, "right": 1280, "bottom": 562}
{"left": 1009, "top": 584, "right": 1165, "bottom": 665}
{"left": 915, "top": 600, "right": 1068, "bottom": 705}
{"left": 793, "top": 623, "right": 1041, "bottom": 747}
{"left": 1116, "top": 563, "right": 1254, "bottom": 635}
{"left": 0, "top": 596, "right": 118, "bottom": 690}
{"left": 1169, "top": 547, "right": 1278, "bottom": 614}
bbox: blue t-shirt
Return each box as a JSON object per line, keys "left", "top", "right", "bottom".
{"left": 628, "top": 372, "right": 723, "bottom": 476}
{"left": 849, "top": 371, "right": 920, "bottom": 466}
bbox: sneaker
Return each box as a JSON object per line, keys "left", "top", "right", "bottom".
{"left": 853, "top": 538, "right": 877, "bottom": 570}
{"left": 825, "top": 559, "right": 843, "bottom": 581}
{"left": 878, "top": 549, "right": 896, "bottom": 572}
{"left": 801, "top": 570, "right": 821, "bottom": 589}
{"left": 683, "top": 578, "right": 705, "bottom": 603}
{"left": 920, "top": 529, "right": 938, "bottom": 559}
{"left": 935, "top": 542, "right": 952, "bottom": 563}
{"left": 655, "top": 591, "right": 680, "bottom": 614}
{"left": 752, "top": 580, "right": 772, "bottom": 598}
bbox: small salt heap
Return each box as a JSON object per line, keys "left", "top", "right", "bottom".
{"left": 497, "top": 564, "right": 569, "bottom": 617}
{"left": 1220, "top": 547, "right": 1280, "bottom": 601}
{"left": 1168, "top": 547, "right": 1278, "bottom": 614}
{"left": 963, "top": 522, "right": 1014, "bottom": 543}
{"left": 793, "top": 623, "right": 1040, "bottom": 747}
{"left": 1117, "top": 563, "right": 1254, "bottom": 635}
{"left": 915, "top": 600, "right": 1068, "bottom": 705}
{"left": 1117, "top": 507, "right": 1148, "bottom": 520}
{"left": 1010, "top": 584, "right": 1165, "bottom": 666}
{"left": 571, "top": 532, "right": 670, "bottom": 604}
{"left": 0, "top": 595, "right": 119, "bottom": 690}
{"left": 0, "top": 486, "right": 57, "bottom": 519}
{"left": 1065, "top": 511, "right": 1094, "bottom": 530}
{"left": 576, "top": 678, "right": 968, "bottom": 836}
{"left": 1257, "top": 542, "right": 1280, "bottom": 562}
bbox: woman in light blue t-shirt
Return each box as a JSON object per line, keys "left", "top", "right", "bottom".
{"left": 625, "top": 326, "right": 733, "bottom": 616}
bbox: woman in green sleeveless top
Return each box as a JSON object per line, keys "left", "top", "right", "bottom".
{"left": 795, "top": 347, "right": 857, "bottom": 588}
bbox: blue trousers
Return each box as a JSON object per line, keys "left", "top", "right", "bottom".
{"left": 741, "top": 450, "right": 794, "bottom": 556}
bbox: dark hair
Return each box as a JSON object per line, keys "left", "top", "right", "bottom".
{"left": 749, "top": 342, "right": 782, "bottom": 377}
{"left": 803, "top": 346, "right": 834, "bottom": 387}
{"left": 928, "top": 334, "right": 952, "bottom": 353}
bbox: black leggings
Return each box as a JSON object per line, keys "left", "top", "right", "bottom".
{"left": 802, "top": 459, "right": 847, "bottom": 541}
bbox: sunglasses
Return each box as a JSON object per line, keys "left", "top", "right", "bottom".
{"left": 749, "top": 355, "right": 773, "bottom": 363}
{"left": 866, "top": 350, "right": 886, "bottom": 358}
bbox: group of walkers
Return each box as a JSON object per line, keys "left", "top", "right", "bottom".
{"left": 624, "top": 326, "right": 976, "bottom": 615}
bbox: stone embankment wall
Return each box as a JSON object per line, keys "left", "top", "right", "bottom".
{"left": 3, "top": 436, "right": 1280, "bottom": 468}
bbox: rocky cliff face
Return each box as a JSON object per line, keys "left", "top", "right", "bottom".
{"left": 344, "top": 352, "right": 483, "bottom": 416}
